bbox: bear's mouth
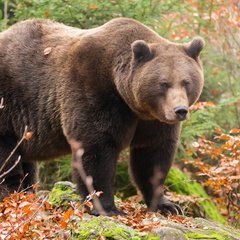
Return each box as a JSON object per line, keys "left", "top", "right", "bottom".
{"left": 161, "top": 119, "right": 179, "bottom": 124}
{"left": 158, "top": 115, "right": 188, "bottom": 124}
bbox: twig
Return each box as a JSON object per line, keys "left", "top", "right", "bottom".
{"left": 17, "top": 173, "right": 28, "bottom": 193}
{"left": 0, "top": 156, "right": 21, "bottom": 179}
{"left": 0, "top": 126, "right": 28, "bottom": 174}
{"left": 0, "top": 98, "right": 4, "bottom": 109}
{"left": 3, "top": 0, "right": 8, "bottom": 30}
{"left": 19, "top": 181, "right": 40, "bottom": 194}
{"left": 70, "top": 141, "right": 106, "bottom": 216}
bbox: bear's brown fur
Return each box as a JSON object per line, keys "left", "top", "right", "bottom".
{"left": 0, "top": 18, "right": 204, "bottom": 216}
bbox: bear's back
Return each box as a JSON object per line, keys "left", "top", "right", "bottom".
{"left": 0, "top": 18, "right": 164, "bottom": 68}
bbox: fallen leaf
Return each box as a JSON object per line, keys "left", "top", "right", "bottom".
{"left": 84, "top": 201, "right": 93, "bottom": 211}
{"left": 63, "top": 208, "right": 74, "bottom": 221}
{"left": 25, "top": 131, "right": 33, "bottom": 140}
{"left": 43, "top": 47, "right": 52, "bottom": 55}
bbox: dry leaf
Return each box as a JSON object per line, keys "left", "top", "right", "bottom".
{"left": 95, "top": 191, "right": 103, "bottom": 197}
{"left": 84, "top": 201, "right": 93, "bottom": 211}
{"left": 63, "top": 208, "right": 74, "bottom": 221}
{"left": 43, "top": 47, "right": 52, "bottom": 55}
{"left": 25, "top": 131, "right": 33, "bottom": 140}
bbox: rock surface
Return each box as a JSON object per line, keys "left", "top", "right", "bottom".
{"left": 49, "top": 181, "right": 240, "bottom": 240}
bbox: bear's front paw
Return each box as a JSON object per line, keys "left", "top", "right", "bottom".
{"left": 87, "top": 205, "right": 126, "bottom": 217}
{"left": 153, "top": 195, "right": 183, "bottom": 216}
{"left": 158, "top": 202, "right": 183, "bottom": 216}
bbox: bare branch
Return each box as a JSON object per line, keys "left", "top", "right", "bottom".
{"left": 17, "top": 173, "right": 28, "bottom": 193}
{"left": 19, "top": 181, "right": 40, "bottom": 194}
{"left": 0, "top": 98, "right": 4, "bottom": 109}
{"left": 3, "top": 0, "right": 8, "bottom": 30}
{"left": 0, "top": 155, "right": 21, "bottom": 179}
{"left": 0, "top": 126, "right": 28, "bottom": 174}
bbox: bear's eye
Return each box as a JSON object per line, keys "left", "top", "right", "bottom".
{"left": 161, "top": 82, "right": 169, "bottom": 88}
{"left": 182, "top": 80, "right": 190, "bottom": 88}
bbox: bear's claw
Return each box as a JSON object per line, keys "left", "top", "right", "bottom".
{"left": 158, "top": 202, "right": 183, "bottom": 216}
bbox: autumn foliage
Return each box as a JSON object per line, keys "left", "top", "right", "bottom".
{"left": 0, "top": 189, "right": 198, "bottom": 239}
{"left": 182, "top": 128, "right": 240, "bottom": 226}
{"left": 0, "top": 191, "right": 81, "bottom": 239}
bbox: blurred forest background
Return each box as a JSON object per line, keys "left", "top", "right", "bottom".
{"left": 0, "top": 0, "right": 239, "bottom": 226}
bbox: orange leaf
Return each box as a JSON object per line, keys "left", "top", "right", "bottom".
{"left": 220, "top": 134, "right": 231, "bottom": 141}
{"left": 215, "top": 128, "right": 222, "bottom": 135}
{"left": 44, "top": 201, "right": 52, "bottom": 210}
{"left": 95, "top": 191, "right": 103, "bottom": 197}
{"left": 33, "top": 183, "right": 40, "bottom": 189}
{"left": 187, "top": 150, "right": 193, "bottom": 156}
{"left": 84, "top": 201, "right": 93, "bottom": 211}
{"left": 23, "top": 204, "right": 33, "bottom": 214}
{"left": 230, "top": 128, "right": 240, "bottom": 134}
{"left": 90, "top": 3, "right": 97, "bottom": 9}
{"left": 44, "top": 11, "right": 50, "bottom": 16}
{"left": 23, "top": 222, "right": 29, "bottom": 233}
{"left": 63, "top": 208, "right": 74, "bottom": 221}
{"left": 61, "top": 221, "right": 67, "bottom": 228}
{"left": 25, "top": 131, "right": 33, "bottom": 140}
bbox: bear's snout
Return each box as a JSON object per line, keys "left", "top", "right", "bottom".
{"left": 174, "top": 106, "right": 188, "bottom": 120}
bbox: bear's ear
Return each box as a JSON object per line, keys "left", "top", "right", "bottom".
{"left": 131, "top": 40, "right": 152, "bottom": 62}
{"left": 184, "top": 37, "right": 205, "bottom": 60}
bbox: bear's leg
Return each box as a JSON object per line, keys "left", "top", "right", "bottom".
{"left": 0, "top": 136, "right": 25, "bottom": 200}
{"left": 71, "top": 143, "right": 122, "bottom": 216}
{"left": 130, "top": 121, "right": 182, "bottom": 215}
{"left": 129, "top": 147, "right": 182, "bottom": 215}
{"left": 64, "top": 99, "right": 137, "bottom": 216}
{"left": 22, "top": 162, "right": 39, "bottom": 190}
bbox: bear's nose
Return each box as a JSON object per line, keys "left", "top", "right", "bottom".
{"left": 174, "top": 106, "right": 188, "bottom": 120}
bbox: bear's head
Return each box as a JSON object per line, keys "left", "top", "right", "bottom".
{"left": 123, "top": 37, "right": 205, "bottom": 124}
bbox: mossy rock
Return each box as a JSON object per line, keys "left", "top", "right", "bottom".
{"left": 71, "top": 216, "right": 239, "bottom": 240}
{"left": 158, "top": 218, "right": 240, "bottom": 240}
{"left": 48, "top": 181, "right": 80, "bottom": 209}
{"left": 71, "top": 217, "right": 158, "bottom": 240}
{"left": 165, "top": 168, "right": 226, "bottom": 224}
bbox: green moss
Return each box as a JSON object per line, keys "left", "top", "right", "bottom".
{"left": 185, "top": 232, "right": 232, "bottom": 240}
{"left": 191, "top": 218, "right": 240, "bottom": 240}
{"left": 71, "top": 218, "right": 158, "bottom": 240}
{"left": 48, "top": 181, "right": 80, "bottom": 208}
{"left": 165, "top": 168, "right": 226, "bottom": 224}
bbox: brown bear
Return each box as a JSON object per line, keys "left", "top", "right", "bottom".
{"left": 0, "top": 18, "right": 204, "bottom": 216}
